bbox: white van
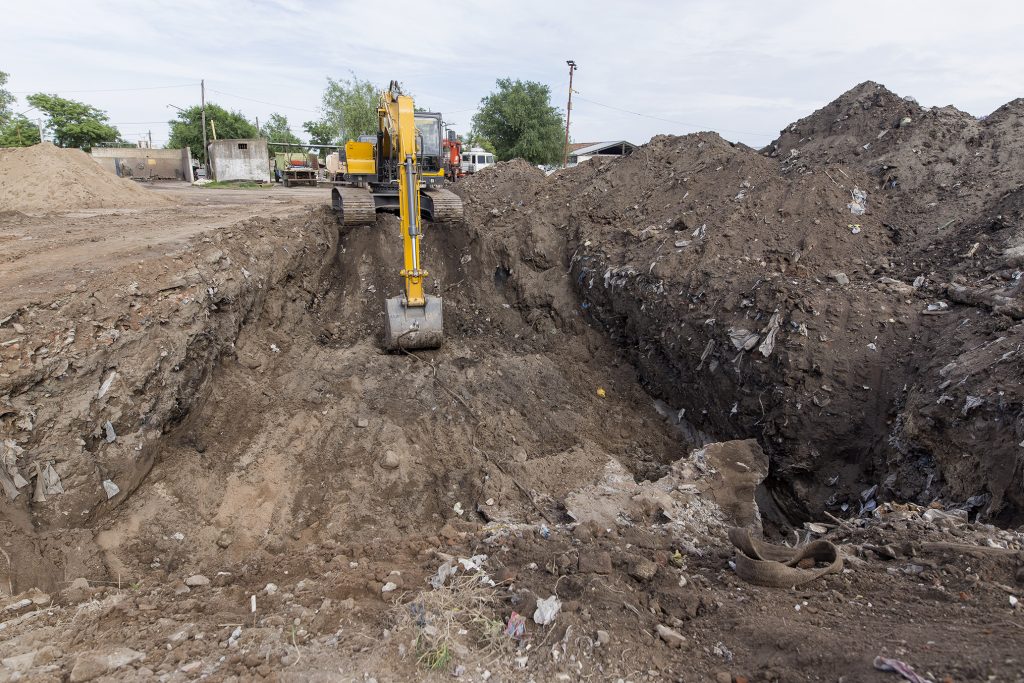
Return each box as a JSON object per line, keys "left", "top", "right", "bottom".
{"left": 461, "top": 147, "right": 495, "bottom": 175}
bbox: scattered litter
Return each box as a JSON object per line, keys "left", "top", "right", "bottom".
{"left": 102, "top": 479, "right": 120, "bottom": 499}
{"left": 873, "top": 656, "right": 928, "bottom": 683}
{"left": 228, "top": 626, "right": 242, "bottom": 648}
{"left": 533, "top": 595, "right": 561, "bottom": 625}
{"left": 539, "top": 524, "right": 551, "bottom": 539}
{"left": 42, "top": 463, "right": 64, "bottom": 495}
{"left": 728, "top": 328, "right": 760, "bottom": 351}
{"left": 913, "top": 275, "right": 925, "bottom": 289}
{"left": 381, "top": 582, "right": 397, "bottom": 593}
{"left": 848, "top": 187, "right": 867, "bottom": 215}
{"left": 505, "top": 612, "right": 526, "bottom": 638}
{"left": 453, "top": 502, "right": 464, "bottom": 516}
{"left": 429, "top": 561, "right": 456, "bottom": 589}
{"left": 104, "top": 421, "right": 117, "bottom": 443}
{"left": 962, "top": 395, "right": 984, "bottom": 416}
{"left": 97, "top": 371, "right": 117, "bottom": 399}
{"left": 926, "top": 301, "right": 949, "bottom": 312}
{"left": 1010, "top": 595, "right": 1019, "bottom": 609}
{"left": 850, "top": 224, "right": 862, "bottom": 234}
{"left": 270, "top": 344, "right": 280, "bottom": 353}
{"left": 596, "top": 387, "right": 606, "bottom": 398}
{"left": 757, "top": 311, "right": 782, "bottom": 357}
{"left": 457, "top": 555, "right": 487, "bottom": 572}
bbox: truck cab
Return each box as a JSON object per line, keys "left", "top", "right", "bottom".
{"left": 461, "top": 147, "right": 495, "bottom": 175}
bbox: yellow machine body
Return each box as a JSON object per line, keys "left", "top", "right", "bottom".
{"left": 344, "top": 141, "right": 376, "bottom": 176}
{"left": 377, "top": 83, "right": 444, "bottom": 350}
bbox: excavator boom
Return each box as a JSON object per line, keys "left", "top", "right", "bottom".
{"left": 379, "top": 82, "right": 444, "bottom": 351}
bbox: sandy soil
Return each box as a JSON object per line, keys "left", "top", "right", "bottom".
{"left": 0, "top": 183, "right": 326, "bottom": 313}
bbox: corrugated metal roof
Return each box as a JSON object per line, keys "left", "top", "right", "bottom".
{"left": 569, "top": 140, "right": 636, "bottom": 157}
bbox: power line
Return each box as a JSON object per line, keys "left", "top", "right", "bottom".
{"left": 573, "top": 94, "right": 773, "bottom": 138}
{"left": 208, "top": 88, "right": 319, "bottom": 113}
{"left": 10, "top": 83, "right": 199, "bottom": 94}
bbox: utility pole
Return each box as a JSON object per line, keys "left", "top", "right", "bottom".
{"left": 562, "top": 60, "right": 577, "bottom": 168}
{"left": 37, "top": 118, "right": 44, "bottom": 143}
{"left": 201, "top": 79, "right": 210, "bottom": 178}
{"left": 148, "top": 130, "right": 152, "bottom": 148}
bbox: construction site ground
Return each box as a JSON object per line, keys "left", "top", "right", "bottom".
{"left": 1, "top": 82, "right": 1023, "bottom": 682}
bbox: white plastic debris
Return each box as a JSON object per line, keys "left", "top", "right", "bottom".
{"left": 1010, "top": 596, "right": 1019, "bottom": 609}
{"left": 728, "top": 328, "right": 760, "bottom": 351}
{"left": 533, "top": 595, "right": 562, "bottom": 625}
{"left": 429, "top": 561, "right": 457, "bottom": 589}
{"left": 381, "top": 582, "right": 398, "bottom": 593}
{"left": 228, "top": 626, "right": 242, "bottom": 648}
{"left": 102, "top": 479, "right": 120, "bottom": 499}
{"left": 758, "top": 312, "right": 782, "bottom": 357}
{"left": 98, "top": 371, "right": 117, "bottom": 399}
{"left": 848, "top": 187, "right": 867, "bottom": 215}
{"left": 103, "top": 421, "right": 117, "bottom": 443}
{"left": 42, "top": 463, "right": 63, "bottom": 495}
{"left": 453, "top": 502, "right": 464, "bottom": 516}
{"left": 458, "top": 555, "right": 487, "bottom": 572}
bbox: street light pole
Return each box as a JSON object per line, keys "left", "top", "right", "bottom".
{"left": 562, "top": 60, "right": 577, "bottom": 168}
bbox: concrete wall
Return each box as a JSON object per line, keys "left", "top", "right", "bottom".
{"left": 91, "top": 147, "right": 192, "bottom": 181}
{"left": 209, "top": 139, "right": 270, "bottom": 182}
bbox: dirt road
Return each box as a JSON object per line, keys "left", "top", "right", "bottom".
{"left": 0, "top": 184, "right": 326, "bottom": 314}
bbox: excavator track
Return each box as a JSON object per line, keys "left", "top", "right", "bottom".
{"left": 421, "top": 188, "right": 464, "bottom": 224}
{"left": 331, "top": 186, "right": 377, "bottom": 226}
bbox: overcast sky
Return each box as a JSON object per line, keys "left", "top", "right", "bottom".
{"left": 4, "top": 0, "right": 1023, "bottom": 150}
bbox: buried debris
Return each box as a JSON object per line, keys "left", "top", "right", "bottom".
{"left": 873, "top": 656, "right": 930, "bottom": 683}
{"left": 729, "top": 527, "right": 843, "bottom": 587}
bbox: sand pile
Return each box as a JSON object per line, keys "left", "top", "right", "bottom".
{"left": 0, "top": 142, "right": 167, "bottom": 213}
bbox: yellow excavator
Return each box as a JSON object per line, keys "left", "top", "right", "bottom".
{"left": 331, "top": 82, "right": 462, "bottom": 351}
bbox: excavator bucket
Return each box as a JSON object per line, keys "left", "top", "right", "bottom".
{"left": 383, "top": 295, "right": 443, "bottom": 351}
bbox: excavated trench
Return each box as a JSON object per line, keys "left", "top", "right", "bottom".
{"left": 7, "top": 205, "right": 733, "bottom": 592}
{"left": 8, "top": 185, "right": 917, "bottom": 592}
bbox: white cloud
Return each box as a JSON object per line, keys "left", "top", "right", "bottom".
{"left": 4, "top": 0, "right": 1022, "bottom": 148}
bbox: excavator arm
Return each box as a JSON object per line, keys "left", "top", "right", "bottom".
{"left": 379, "top": 82, "right": 444, "bottom": 350}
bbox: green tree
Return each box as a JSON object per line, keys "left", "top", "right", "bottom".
{"left": 303, "top": 119, "right": 337, "bottom": 147}
{"left": 462, "top": 130, "right": 495, "bottom": 154}
{"left": 0, "top": 71, "right": 40, "bottom": 147}
{"left": 0, "top": 70, "right": 15, "bottom": 124}
{"left": 167, "top": 103, "right": 258, "bottom": 162}
{"left": 25, "top": 93, "right": 121, "bottom": 149}
{"left": 0, "top": 115, "right": 42, "bottom": 147}
{"left": 303, "top": 73, "right": 378, "bottom": 146}
{"left": 260, "top": 112, "right": 301, "bottom": 145}
{"left": 471, "top": 79, "right": 564, "bottom": 164}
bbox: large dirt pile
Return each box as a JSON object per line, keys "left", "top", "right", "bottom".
{"left": 0, "top": 142, "right": 167, "bottom": 213}
{"left": 455, "top": 83, "right": 1024, "bottom": 525}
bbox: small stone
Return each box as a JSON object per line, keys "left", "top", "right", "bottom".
{"left": 657, "top": 624, "right": 687, "bottom": 649}
{"left": 356, "top": 418, "right": 369, "bottom": 428}
{"left": 715, "top": 673, "right": 732, "bottom": 683}
{"left": 264, "top": 583, "right": 278, "bottom": 595}
{"left": 380, "top": 450, "right": 400, "bottom": 469}
{"left": 184, "top": 575, "right": 210, "bottom": 587}
{"left": 596, "top": 630, "right": 611, "bottom": 646}
{"left": 830, "top": 271, "right": 850, "bottom": 286}
{"left": 627, "top": 555, "right": 659, "bottom": 582}
{"left": 69, "top": 577, "right": 90, "bottom": 591}
{"left": 216, "top": 530, "right": 234, "bottom": 549}
{"left": 69, "top": 647, "right": 144, "bottom": 682}
{"left": 578, "top": 551, "right": 612, "bottom": 574}
{"left": 381, "top": 582, "right": 398, "bottom": 593}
